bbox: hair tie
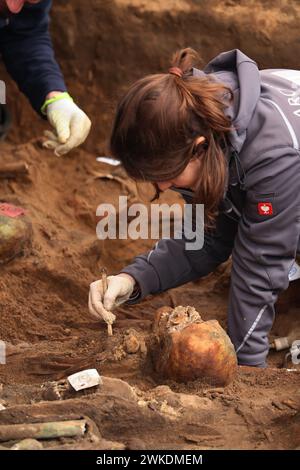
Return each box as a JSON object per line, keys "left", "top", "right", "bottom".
{"left": 168, "top": 67, "right": 183, "bottom": 78}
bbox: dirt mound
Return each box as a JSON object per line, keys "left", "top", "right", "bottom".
{"left": 0, "top": 0, "right": 300, "bottom": 450}
{"left": 0, "top": 371, "right": 299, "bottom": 450}
{"left": 0, "top": 135, "right": 299, "bottom": 448}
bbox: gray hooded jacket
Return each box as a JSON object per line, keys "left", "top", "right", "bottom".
{"left": 121, "top": 49, "right": 300, "bottom": 366}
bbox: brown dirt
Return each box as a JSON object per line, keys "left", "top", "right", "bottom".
{"left": 0, "top": 0, "right": 300, "bottom": 450}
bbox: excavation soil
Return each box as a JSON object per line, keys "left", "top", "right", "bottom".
{"left": 0, "top": 0, "right": 299, "bottom": 450}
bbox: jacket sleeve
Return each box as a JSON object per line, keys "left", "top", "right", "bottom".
{"left": 121, "top": 207, "right": 238, "bottom": 302}
{"left": 228, "top": 147, "right": 300, "bottom": 366}
{"left": 0, "top": 0, "right": 67, "bottom": 115}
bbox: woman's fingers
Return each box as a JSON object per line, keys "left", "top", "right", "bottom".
{"left": 103, "top": 275, "right": 135, "bottom": 311}
{"left": 88, "top": 291, "right": 102, "bottom": 320}
{"left": 88, "top": 280, "right": 116, "bottom": 324}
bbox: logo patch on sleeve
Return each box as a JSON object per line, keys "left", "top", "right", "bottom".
{"left": 258, "top": 202, "right": 273, "bottom": 216}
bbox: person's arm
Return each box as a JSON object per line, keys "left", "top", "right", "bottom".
{"left": 121, "top": 208, "right": 238, "bottom": 302}
{"left": 227, "top": 147, "right": 300, "bottom": 366}
{"left": 0, "top": 0, "right": 66, "bottom": 115}
{"left": 0, "top": 0, "right": 91, "bottom": 155}
{"left": 88, "top": 205, "right": 238, "bottom": 321}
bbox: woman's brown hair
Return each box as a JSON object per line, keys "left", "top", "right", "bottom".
{"left": 110, "top": 48, "right": 233, "bottom": 226}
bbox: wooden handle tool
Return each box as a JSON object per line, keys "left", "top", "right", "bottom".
{"left": 101, "top": 267, "right": 113, "bottom": 336}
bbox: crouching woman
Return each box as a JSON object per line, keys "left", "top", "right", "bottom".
{"left": 89, "top": 48, "right": 300, "bottom": 367}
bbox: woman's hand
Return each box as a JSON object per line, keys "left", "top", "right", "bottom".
{"left": 88, "top": 273, "right": 135, "bottom": 323}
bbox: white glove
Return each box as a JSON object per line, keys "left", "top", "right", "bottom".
{"left": 43, "top": 97, "right": 91, "bottom": 156}
{"left": 88, "top": 273, "right": 135, "bottom": 324}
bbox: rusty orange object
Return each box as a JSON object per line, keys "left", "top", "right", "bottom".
{"left": 148, "top": 305, "right": 237, "bottom": 386}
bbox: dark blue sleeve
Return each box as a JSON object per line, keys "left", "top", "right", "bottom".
{"left": 0, "top": 0, "right": 67, "bottom": 115}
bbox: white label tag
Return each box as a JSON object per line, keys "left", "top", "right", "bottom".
{"left": 67, "top": 369, "right": 102, "bottom": 391}
{"left": 96, "top": 156, "right": 121, "bottom": 166}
